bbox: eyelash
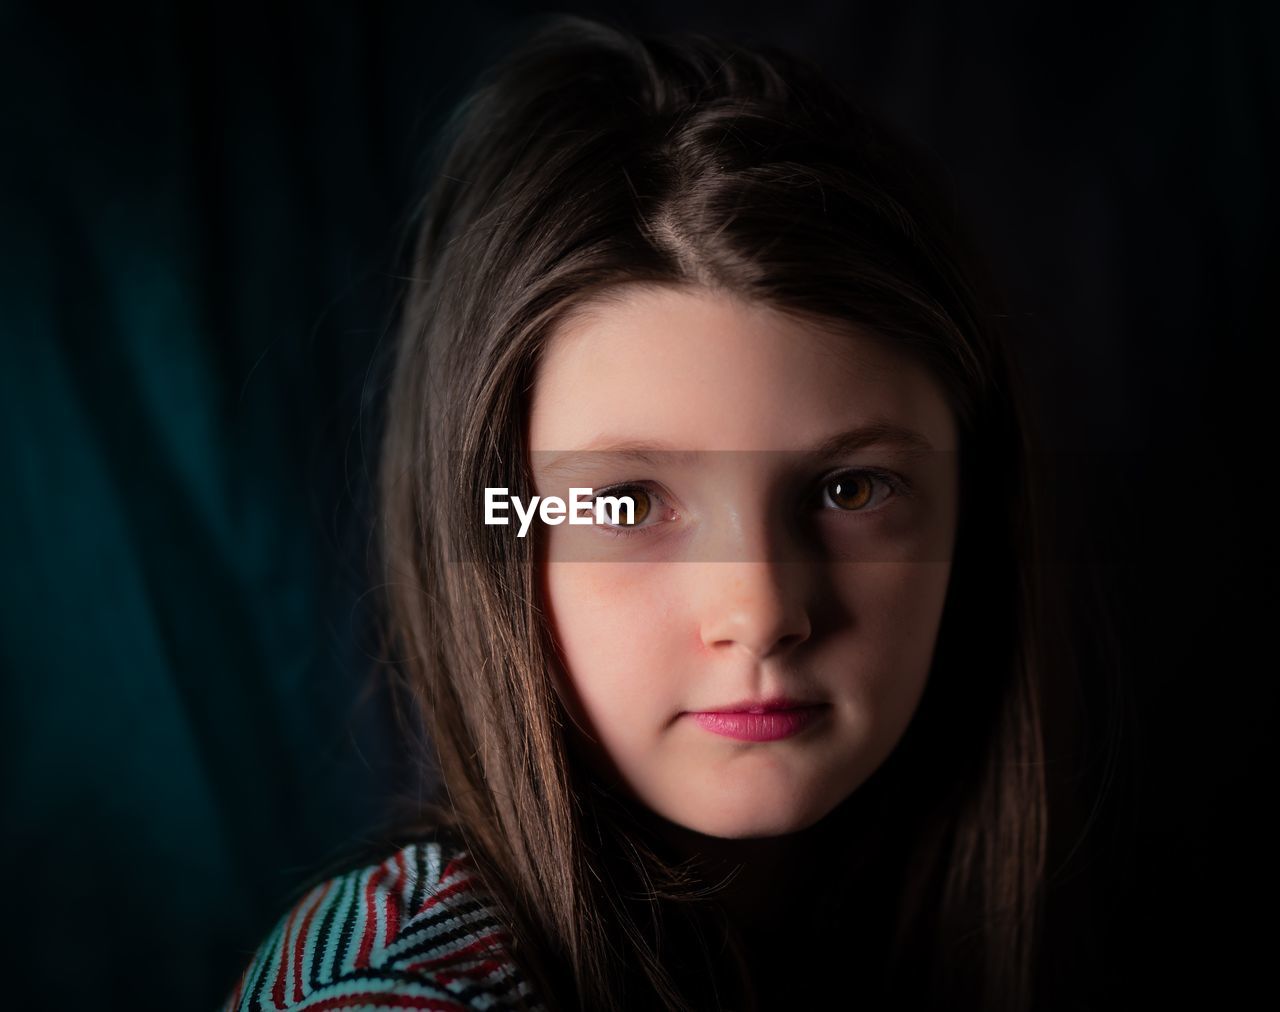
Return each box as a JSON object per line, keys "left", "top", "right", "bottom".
{"left": 590, "top": 468, "right": 911, "bottom": 540}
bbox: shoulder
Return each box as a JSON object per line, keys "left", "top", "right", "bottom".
{"left": 220, "top": 837, "right": 546, "bottom": 1011}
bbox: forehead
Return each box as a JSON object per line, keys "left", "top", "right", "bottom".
{"left": 528, "top": 285, "right": 957, "bottom": 453}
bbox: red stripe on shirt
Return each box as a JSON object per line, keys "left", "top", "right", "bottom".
{"left": 386, "top": 849, "right": 404, "bottom": 946}
{"left": 433, "top": 955, "right": 512, "bottom": 986}
{"left": 271, "top": 892, "right": 306, "bottom": 1009}
{"left": 418, "top": 874, "right": 474, "bottom": 913}
{"left": 357, "top": 863, "right": 392, "bottom": 967}
{"left": 292, "top": 879, "right": 333, "bottom": 1002}
{"left": 404, "top": 930, "right": 512, "bottom": 971}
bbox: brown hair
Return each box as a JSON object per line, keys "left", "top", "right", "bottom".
{"left": 374, "top": 13, "right": 1096, "bottom": 1011}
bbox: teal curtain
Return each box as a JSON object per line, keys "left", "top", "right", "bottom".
{"left": 0, "top": 3, "right": 509, "bottom": 1008}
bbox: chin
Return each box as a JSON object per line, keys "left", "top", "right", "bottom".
{"left": 678, "top": 796, "right": 831, "bottom": 840}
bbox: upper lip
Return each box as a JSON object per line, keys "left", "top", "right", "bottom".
{"left": 693, "top": 696, "right": 826, "bottom": 714}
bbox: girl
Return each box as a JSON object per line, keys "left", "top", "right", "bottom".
{"left": 222, "top": 13, "right": 1100, "bottom": 1012}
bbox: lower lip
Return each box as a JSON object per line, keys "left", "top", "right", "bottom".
{"left": 688, "top": 706, "right": 827, "bottom": 742}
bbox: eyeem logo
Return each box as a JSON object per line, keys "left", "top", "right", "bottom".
{"left": 485, "top": 487, "right": 634, "bottom": 538}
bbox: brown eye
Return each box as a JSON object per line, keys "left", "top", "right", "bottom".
{"left": 616, "top": 489, "right": 650, "bottom": 525}
{"left": 594, "top": 486, "right": 651, "bottom": 526}
{"left": 828, "top": 475, "right": 872, "bottom": 510}
{"left": 825, "top": 473, "right": 875, "bottom": 511}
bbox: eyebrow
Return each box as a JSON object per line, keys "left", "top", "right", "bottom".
{"left": 536, "top": 421, "right": 936, "bottom": 476}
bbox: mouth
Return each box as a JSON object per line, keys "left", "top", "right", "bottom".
{"left": 697, "top": 695, "right": 826, "bottom": 714}
{"left": 685, "top": 704, "right": 828, "bottom": 742}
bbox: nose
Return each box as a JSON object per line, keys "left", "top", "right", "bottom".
{"left": 697, "top": 558, "right": 813, "bottom": 661}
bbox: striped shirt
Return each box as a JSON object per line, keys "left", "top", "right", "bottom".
{"left": 220, "top": 839, "right": 547, "bottom": 1011}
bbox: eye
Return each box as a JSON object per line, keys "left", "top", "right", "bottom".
{"left": 590, "top": 483, "right": 671, "bottom": 538}
{"left": 817, "top": 469, "right": 904, "bottom": 512}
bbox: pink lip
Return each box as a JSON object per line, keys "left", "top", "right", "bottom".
{"left": 687, "top": 705, "right": 828, "bottom": 742}
{"left": 702, "top": 695, "right": 824, "bottom": 714}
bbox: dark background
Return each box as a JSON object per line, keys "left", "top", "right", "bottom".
{"left": 0, "top": 1, "right": 1271, "bottom": 1008}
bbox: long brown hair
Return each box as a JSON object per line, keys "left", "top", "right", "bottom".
{"left": 374, "top": 13, "right": 1094, "bottom": 1011}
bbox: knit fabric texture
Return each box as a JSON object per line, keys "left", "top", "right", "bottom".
{"left": 220, "top": 839, "right": 547, "bottom": 1011}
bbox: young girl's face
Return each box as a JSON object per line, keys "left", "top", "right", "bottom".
{"left": 528, "top": 285, "right": 959, "bottom": 839}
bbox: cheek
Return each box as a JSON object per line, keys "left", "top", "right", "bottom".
{"left": 828, "top": 561, "right": 952, "bottom": 710}
{"left": 542, "top": 562, "right": 682, "bottom": 721}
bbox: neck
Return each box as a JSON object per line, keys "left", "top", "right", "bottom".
{"left": 650, "top": 818, "right": 801, "bottom": 923}
{"left": 583, "top": 778, "right": 906, "bottom": 1009}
